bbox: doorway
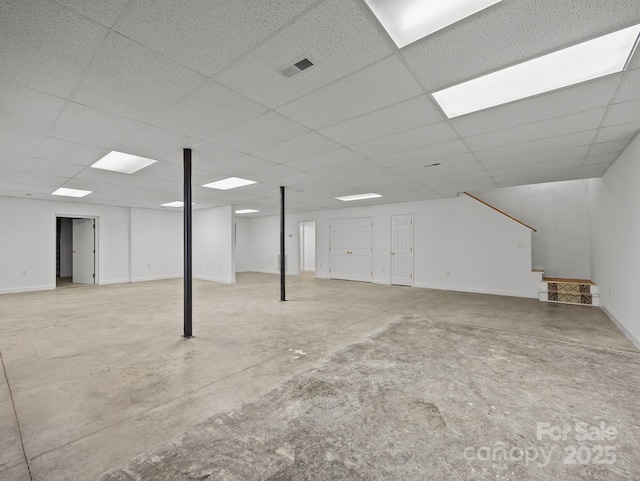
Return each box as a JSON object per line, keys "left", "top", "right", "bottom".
{"left": 56, "top": 216, "right": 96, "bottom": 287}
{"left": 330, "top": 217, "right": 372, "bottom": 282}
{"left": 391, "top": 214, "right": 413, "bottom": 286}
{"left": 299, "top": 221, "right": 316, "bottom": 276}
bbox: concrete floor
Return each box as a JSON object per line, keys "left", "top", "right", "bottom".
{"left": 0, "top": 273, "right": 638, "bottom": 481}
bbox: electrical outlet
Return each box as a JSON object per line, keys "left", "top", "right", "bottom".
{"left": 446, "top": 270, "right": 450, "bottom": 276}
{"left": 21, "top": 270, "right": 27, "bottom": 276}
{"left": 147, "top": 263, "right": 151, "bottom": 268}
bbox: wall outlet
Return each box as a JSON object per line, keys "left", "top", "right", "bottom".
{"left": 517, "top": 242, "right": 528, "bottom": 248}
{"left": 147, "top": 263, "right": 151, "bottom": 268}
{"left": 446, "top": 270, "right": 450, "bottom": 276}
{"left": 21, "top": 270, "right": 27, "bottom": 276}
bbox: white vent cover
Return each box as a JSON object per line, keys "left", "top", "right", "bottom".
{"left": 281, "top": 57, "right": 314, "bottom": 78}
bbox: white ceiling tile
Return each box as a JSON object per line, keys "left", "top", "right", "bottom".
{"left": 351, "top": 121, "right": 458, "bottom": 158}
{"left": 0, "top": 127, "right": 46, "bottom": 157}
{"left": 487, "top": 157, "right": 584, "bottom": 178}
{"left": 0, "top": 153, "right": 32, "bottom": 173}
{"left": 402, "top": 0, "right": 640, "bottom": 90}
{"left": 135, "top": 161, "right": 182, "bottom": 182}
{"left": 614, "top": 67, "right": 640, "bottom": 102}
{"left": 493, "top": 166, "right": 580, "bottom": 183}
{"left": 195, "top": 156, "right": 276, "bottom": 181}
{"left": 408, "top": 161, "right": 488, "bottom": 181}
{"left": 372, "top": 140, "right": 469, "bottom": 167}
{"left": 277, "top": 55, "right": 422, "bottom": 130}
{"left": 55, "top": 0, "right": 128, "bottom": 27}
{"left": 480, "top": 146, "right": 590, "bottom": 170}
{"left": 25, "top": 158, "right": 85, "bottom": 177}
{"left": 248, "top": 164, "right": 305, "bottom": 183}
{"left": 630, "top": 46, "right": 640, "bottom": 70}
{"left": 584, "top": 152, "right": 620, "bottom": 165}
{"left": 465, "top": 108, "right": 606, "bottom": 151}
{"left": 0, "top": 81, "right": 66, "bottom": 134}
{"left": 588, "top": 138, "right": 632, "bottom": 156}
{"left": 207, "top": 112, "right": 309, "bottom": 153}
{"left": 115, "top": 125, "right": 201, "bottom": 163}
{"left": 116, "top": 0, "right": 316, "bottom": 77}
{"left": 474, "top": 131, "right": 597, "bottom": 162}
{"left": 284, "top": 148, "right": 366, "bottom": 176}
{"left": 152, "top": 81, "right": 268, "bottom": 141}
{"left": 319, "top": 95, "right": 444, "bottom": 146}
{"left": 72, "top": 167, "right": 168, "bottom": 189}
{"left": 188, "top": 143, "right": 255, "bottom": 171}
{"left": 51, "top": 102, "right": 146, "bottom": 149}
{"left": 252, "top": 133, "right": 341, "bottom": 164}
{"left": 17, "top": 171, "right": 68, "bottom": 187}
{"left": 216, "top": 0, "right": 392, "bottom": 108}
{"left": 577, "top": 163, "right": 611, "bottom": 177}
{"left": 73, "top": 33, "right": 207, "bottom": 123}
{"left": 0, "top": 0, "right": 108, "bottom": 97}
{"left": 594, "top": 122, "right": 640, "bottom": 143}
{"left": 392, "top": 152, "right": 478, "bottom": 175}
{"left": 603, "top": 99, "right": 640, "bottom": 126}
{"left": 34, "top": 138, "right": 109, "bottom": 166}
{"left": 450, "top": 75, "right": 621, "bottom": 137}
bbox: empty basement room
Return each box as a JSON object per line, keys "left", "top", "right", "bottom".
{"left": 1, "top": 1, "right": 640, "bottom": 480}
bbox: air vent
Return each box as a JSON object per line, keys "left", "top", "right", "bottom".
{"left": 281, "top": 57, "right": 314, "bottom": 78}
{"left": 424, "top": 162, "right": 441, "bottom": 168}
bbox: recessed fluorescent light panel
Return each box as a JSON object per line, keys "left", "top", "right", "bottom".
{"left": 161, "top": 201, "right": 185, "bottom": 207}
{"left": 91, "top": 151, "right": 157, "bottom": 174}
{"left": 433, "top": 23, "right": 640, "bottom": 118}
{"left": 235, "top": 209, "right": 260, "bottom": 214}
{"left": 363, "top": 0, "right": 503, "bottom": 48}
{"left": 202, "top": 177, "right": 256, "bottom": 190}
{"left": 52, "top": 187, "right": 92, "bottom": 198}
{"left": 336, "top": 193, "right": 383, "bottom": 202}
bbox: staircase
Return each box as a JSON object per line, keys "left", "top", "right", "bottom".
{"left": 539, "top": 277, "right": 600, "bottom": 306}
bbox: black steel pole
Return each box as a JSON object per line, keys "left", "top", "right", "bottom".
{"left": 183, "top": 148, "right": 193, "bottom": 338}
{"left": 280, "top": 186, "right": 286, "bottom": 301}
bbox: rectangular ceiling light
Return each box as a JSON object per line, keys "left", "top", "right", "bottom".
{"left": 363, "top": 0, "right": 503, "bottom": 48}
{"left": 161, "top": 201, "right": 185, "bottom": 207}
{"left": 335, "top": 193, "right": 383, "bottom": 202}
{"left": 52, "top": 187, "right": 92, "bottom": 198}
{"left": 433, "top": 24, "right": 640, "bottom": 118}
{"left": 235, "top": 209, "right": 260, "bottom": 214}
{"left": 91, "top": 151, "right": 157, "bottom": 174}
{"left": 202, "top": 177, "right": 256, "bottom": 190}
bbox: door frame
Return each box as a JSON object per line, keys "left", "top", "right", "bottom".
{"left": 390, "top": 213, "right": 414, "bottom": 287}
{"left": 55, "top": 214, "right": 100, "bottom": 285}
{"left": 329, "top": 216, "right": 373, "bottom": 282}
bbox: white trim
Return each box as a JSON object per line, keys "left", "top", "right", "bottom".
{"left": 0, "top": 285, "right": 55, "bottom": 294}
{"left": 413, "top": 282, "right": 537, "bottom": 299}
{"left": 98, "top": 278, "right": 130, "bottom": 285}
{"left": 131, "top": 275, "right": 181, "bottom": 283}
{"left": 193, "top": 275, "right": 236, "bottom": 284}
{"left": 600, "top": 304, "right": 640, "bottom": 351}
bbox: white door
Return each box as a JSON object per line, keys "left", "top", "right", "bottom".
{"left": 72, "top": 218, "right": 95, "bottom": 284}
{"left": 330, "top": 217, "right": 372, "bottom": 282}
{"left": 391, "top": 214, "right": 413, "bottom": 286}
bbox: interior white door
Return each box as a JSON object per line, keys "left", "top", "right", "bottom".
{"left": 72, "top": 218, "right": 95, "bottom": 284}
{"left": 391, "top": 214, "right": 413, "bottom": 286}
{"left": 330, "top": 217, "right": 372, "bottom": 282}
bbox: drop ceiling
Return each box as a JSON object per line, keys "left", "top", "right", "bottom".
{"left": 1, "top": 0, "right": 639, "bottom": 216}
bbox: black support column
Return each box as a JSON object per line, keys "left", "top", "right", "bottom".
{"left": 280, "top": 186, "right": 286, "bottom": 302}
{"left": 183, "top": 148, "right": 193, "bottom": 338}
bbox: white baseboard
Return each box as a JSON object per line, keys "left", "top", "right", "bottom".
{"left": 131, "top": 275, "right": 181, "bottom": 283}
{"left": 248, "top": 269, "right": 279, "bottom": 275}
{"left": 98, "top": 279, "right": 130, "bottom": 286}
{"left": 600, "top": 304, "right": 640, "bottom": 351}
{"left": 413, "top": 282, "right": 537, "bottom": 299}
{"left": 0, "top": 284, "right": 55, "bottom": 294}
{"left": 193, "top": 275, "right": 236, "bottom": 284}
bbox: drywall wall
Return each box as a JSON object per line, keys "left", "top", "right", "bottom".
{"left": 0, "top": 197, "right": 130, "bottom": 293}
{"left": 589, "top": 134, "right": 640, "bottom": 348}
{"left": 130, "top": 207, "right": 182, "bottom": 282}
{"left": 248, "top": 194, "right": 539, "bottom": 298}
{"left": 59, "top": 217, "right": 72, "bottom": 277}
{"left": 235, "top": 216, "right": 252, "bottom": 273}
{"left": 193, "top": 205, "right": 235, "bottom": 284}
{"left": 472, "top": 180, "right": 591, "bottom": 279}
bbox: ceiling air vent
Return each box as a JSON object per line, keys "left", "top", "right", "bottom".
{"left": 281, "top": 57, "right": 314, "bottom": 78}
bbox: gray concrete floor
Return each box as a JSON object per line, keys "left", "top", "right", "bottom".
{"left": 0, "top": 273, "right": 638, "bottom": 481}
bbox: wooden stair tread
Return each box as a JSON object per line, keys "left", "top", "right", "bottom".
{"left": 543, "top": 277, "right": 596, "bottom": 286}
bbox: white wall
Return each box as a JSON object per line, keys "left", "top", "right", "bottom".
{"left": 130, "top": 208, "right": 182, "bottom": 282}
{"left": 0, "top": 197, "right": 130, "bottom": 293}
{"left": 59, "top": 218, "right": 72, "bottom": 277}
{"left": 193, "top": 205, "right": 235, "bottom": 284}
{"left": 234, "top": 216, "right": 252, "bottom": 273}
{"left": 248, "top": 194, "right": 540, "bottom": 298}
{"left": 473, "top": 180, "right": 591, "bottom": 279}
{"left": 302, "top": 221, "right": 316, "bottom": 271}
{"left": 589, "top": 134, "right": 640, "bottom": 348}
